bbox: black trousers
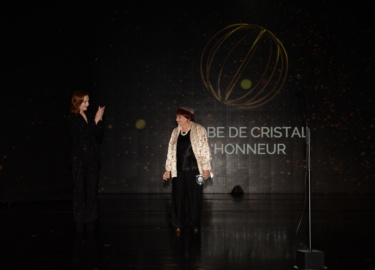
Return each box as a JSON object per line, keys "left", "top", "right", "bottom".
{"left": 71, "top": 160, "right": 99, "bottom": 230}
{"left": 172, "top": 170, "right": 203, "bottom": 229}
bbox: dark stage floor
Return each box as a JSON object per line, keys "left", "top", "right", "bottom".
{"left": 1, "top": 193, "right": 374, "bottom": 270}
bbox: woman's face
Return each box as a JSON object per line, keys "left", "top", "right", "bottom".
{"left": 176, "top": 114, "right": 190, "bottom": 128}
{"left": 79, "top": 95, "right": 89, "bottom": 113}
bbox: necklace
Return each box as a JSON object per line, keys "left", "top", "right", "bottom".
{"left": 181, "top": 129, "right": 190, "bottom": 136}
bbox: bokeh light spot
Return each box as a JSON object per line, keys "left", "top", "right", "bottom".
{"left": 136, "top": 119, "right": 146, "bottom": 129}
{"left": 241, "top": 79, "right": 252, "bottom": 90}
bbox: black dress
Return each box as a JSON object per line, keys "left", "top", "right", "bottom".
{"left": 172, "top": 130, "right": 203, "bottom": 230}
{"left": 67, "top": 112, "right": 103, "bottom": 232}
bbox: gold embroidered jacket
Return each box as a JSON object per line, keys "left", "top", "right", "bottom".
{"left": 165, "top": 122, "right": 213, "bottom": 178}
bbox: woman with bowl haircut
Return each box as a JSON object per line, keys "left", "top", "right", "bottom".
{"left": 163, "top": 107, "right": 213, "bottom": 234}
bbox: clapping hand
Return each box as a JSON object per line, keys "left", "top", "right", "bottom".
{"left": 95, "top": 106, "right": 105, "bottom": 124}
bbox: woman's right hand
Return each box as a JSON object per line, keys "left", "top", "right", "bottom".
{"left": 163, "top": 171, "right": 171, "bottom": 181}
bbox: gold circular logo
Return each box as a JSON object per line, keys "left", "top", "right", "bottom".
{"left": 200, "top": 24, "right": 288, "bottom": 109}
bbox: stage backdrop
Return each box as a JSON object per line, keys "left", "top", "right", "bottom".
{"left": 1, "top": 1, "right": 374, "bottom": 201}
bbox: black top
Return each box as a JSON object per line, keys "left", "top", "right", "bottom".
{"left": 67, "top": 112, "right": 103, "bottom": 164}
{"left": 176, "top": 131, "right": 198, "bottom": 172}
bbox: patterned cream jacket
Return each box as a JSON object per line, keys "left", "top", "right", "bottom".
{"left": 165, "top": 122, "right": 213, "bottom": 178}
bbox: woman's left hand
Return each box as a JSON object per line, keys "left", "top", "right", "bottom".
{"left": 202, "top": 170, "right": 210, "bottom": 179}
{"left": 95, "top": 106, "right": 106, "bottom": 123}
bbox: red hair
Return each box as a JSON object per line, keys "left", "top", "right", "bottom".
{"left": 176, "top": 107, "right": 194, "bottom": 121}
{"left": 70, "top": 90, "right": 89, "bottom": 114}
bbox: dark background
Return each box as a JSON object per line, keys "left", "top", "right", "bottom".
{"left": 1, "top": 1, "right": 374, "bottom": 202}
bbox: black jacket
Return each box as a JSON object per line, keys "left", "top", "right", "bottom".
{"left": 67, "top": 112, "right": 103, "bottom": 164}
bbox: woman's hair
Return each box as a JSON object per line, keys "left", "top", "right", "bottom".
{"left": 70, "top": 90, "right": 89, "bottom": 114}
{"left": 176, "top": 106, "right": 195, "bottom": 121}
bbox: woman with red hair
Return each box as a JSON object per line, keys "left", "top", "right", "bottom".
{"left": 67, "top": 90, "right": 105, "bottom": 232}
{"left": 163, "top": 106, "right": 213, "bottom": 234}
